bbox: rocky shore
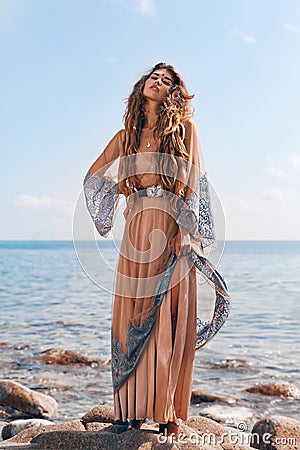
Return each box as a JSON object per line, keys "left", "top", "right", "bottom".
{"left": 1, "top": 373, "right": 299, "bottom": 449}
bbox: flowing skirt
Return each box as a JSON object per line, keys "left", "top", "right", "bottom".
{"left": 111, "top": 194, "right": 197, "bottom": 424}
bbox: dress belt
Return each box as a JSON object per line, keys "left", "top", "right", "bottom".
{"left": 135, "top": 185, "right": 164, "bottom": 198}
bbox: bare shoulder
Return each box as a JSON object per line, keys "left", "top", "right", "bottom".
{"left": 183, "top": 118, "right": 197, "bottom": 131}
{"left": 183, "top": 119, "right": 198, "bottom": 141}
{"left": 106, "top": 128, "right": 126, "bottom": 157}
{"left": 117, "top": 128, "right": 126, "bottom": 138}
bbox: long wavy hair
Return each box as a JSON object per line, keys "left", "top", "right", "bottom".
{"left": 118, "top": 62, "right": 195, "bottom": 200}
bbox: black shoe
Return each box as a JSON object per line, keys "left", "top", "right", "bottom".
{"left": 159, "top": 423, "right": 168, "bottom": 436}
{"left": 128, "top": 419, "right": 145, "bottom": 430}
{"left": 114, "top": 419, "right": 129, "bottom": 431}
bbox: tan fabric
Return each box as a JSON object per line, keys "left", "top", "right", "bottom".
{"left": 88, "top": 120, "right": 201, "bottom": 423}
{"left": 112, "top": 195, "right": 197, "bottom": 423}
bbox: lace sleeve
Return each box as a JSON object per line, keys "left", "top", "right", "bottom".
{"left": 83, "top": 173, "right": 120, "bottom": 238}
{"left": 83, "top": 129, "right": 124, "bottom": 237}
{"left": 176, "top": 120, "right": 217, "bottom": 250}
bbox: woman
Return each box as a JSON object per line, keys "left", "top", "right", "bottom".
{"left": 83, "top": 63, "right": 231, "bottom": 439}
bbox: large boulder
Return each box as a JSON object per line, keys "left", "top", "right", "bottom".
{"left": 251, "top": 415, "right": 300, "bottom": 450}
{"left": 0, "top": 380, "right": 57, "bottom": 418}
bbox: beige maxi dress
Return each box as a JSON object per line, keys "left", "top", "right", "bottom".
{"left": 83, "top": 119, "right": 231, "bottom": 425}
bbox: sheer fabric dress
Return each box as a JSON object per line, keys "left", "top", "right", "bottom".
{"left": 83, "top": 120, "right": 231, "bottom": 425}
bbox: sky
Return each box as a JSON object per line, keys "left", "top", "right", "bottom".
{"left": 1, "top": 0, "right": 300, "bottom": 240}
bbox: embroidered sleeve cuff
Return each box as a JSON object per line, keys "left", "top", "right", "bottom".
{"left": 83, "top": 173, "right": 120, "bottom": 238}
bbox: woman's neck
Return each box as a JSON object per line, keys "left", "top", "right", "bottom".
{"left": 144, "top": 101, "right": 158, "bottom": 129}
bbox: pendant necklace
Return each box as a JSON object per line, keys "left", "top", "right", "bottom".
{"left": 147, "top": 138, "right": 151, "bottom": 148}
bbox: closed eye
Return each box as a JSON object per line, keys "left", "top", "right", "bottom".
{"left": 150, "top": 75, "right": 172, "bottom": 86}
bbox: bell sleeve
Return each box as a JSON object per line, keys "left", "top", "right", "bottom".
{"left": 176, "top": 120, "right": 217, "bottom": 253}
{"left": 175, "top": 121, "right": 231, "bottom": 348}
{"left": 83, "top": 129, "right": 124, "bottom": 238}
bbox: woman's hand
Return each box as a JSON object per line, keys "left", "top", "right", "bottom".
{"left": 174, "top": 228, "right": 191, "bottom": 257}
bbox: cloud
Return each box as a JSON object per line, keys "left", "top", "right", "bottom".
{"left": 15, "top": 194, "right": 73, "bottom": 213}
{"left": 288, "top": 152, "right": 300, "bottom": 170}
{"left": 283, "top": 23, "right": 298, "bottom": 33}
{"left": 133, "top": 0, "right": 155, "bottom": 16}
{"left": 266, "top": 165, "right": 287, "bottom": 178}
{"left": 262, "top": 187, "right": 298, "bottom": 204}
{"left": 230, "top": 30, "right": 256, "bottom": 44}
{"left": 222, "top": 187, "right": 300, "bottom": 240}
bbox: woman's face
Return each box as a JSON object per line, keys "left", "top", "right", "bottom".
{"left": 143, "top": 68, "right": 174, "bottom": 103}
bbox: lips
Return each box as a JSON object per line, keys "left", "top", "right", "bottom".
{"left": 150, "top": 84, "right": 159, "bottom": 92}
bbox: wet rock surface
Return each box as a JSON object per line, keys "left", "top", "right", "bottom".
{"left": 1, "top": 407, "right": 299, "bottom": 450}
{"left": 245, "top": 383, "right": 300, "bottom": 398}
{"left": 81, "top": 404, "right": 115, "bottom": 425}
{"left": 191, "top": 389, "right": 241, "bottom": 404}
{"left": 0, "top": 374, "right": 299, "bottom": 449}
{"left": 199, "top": 405, "right": 254, "bottom": 427}
{"left": 1, "top": 419, "right": 53, "bottom": 440}
{"left": 36, "top": 348, "right": 108, "bottom": 367}
{"left": 208, "top": 359, "right": 253, "bottom": 370}
{"left": 251, "top": 415, "right": 300, "bottom": 450}
{"left": 0, "top": 380, "right": 57, "bottom": 419}
{"left": 0, "top": 413, "right": 255, "bottom": 449}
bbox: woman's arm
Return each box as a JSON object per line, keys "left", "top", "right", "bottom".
{"left": 174, "top": 119, "right": 201, "bottom": 256}
{"left": 184, "top": 119, "right": 201, "bottom": 199}
{"left": 85, "top": 129, "right": 125, "bottom": 179}
{"left": 83, "top": 129, "right": 125, "bottom": 237}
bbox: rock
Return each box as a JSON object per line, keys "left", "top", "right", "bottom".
{"left": 1, "top": 419, "right": 53, "bottom": 440}
{"left": 30, "top": 429, "right": 176, "bottom": 449}
{"left": 37, "top": 348, "right": 108, "bottom": 367}
{"left": 84, "top": 422, "right": 115, "bottom": 432}
{"left": 251, "top": 415, "right": 300, "bottom": 449}
{"left": 210, "top": 359, "right": 253, "bottom": 370}
{"left": 81, "top": 405, "right": 115, "bottom": 425}
{"left": 0, "top": 380, "right": 57, "bottom": 418}
{"left": 0, "top": 343, "right": 34, "bottom": 351}
{"left": 0, "top": 405, "right": 32, "bottom": 421}
{"left": 0, "top": 415, "right": 256, "bottom": 450}
{"left": 199, "top": 405, "right": 254, "bottom": 427}
{"left": 0, "top": 420, "right": 85, "bottom": 446}
{"left": 245, "top": 383, "right": 300, "bottom": 398}
{"left": 183, "top": 416, "right": 253, "bottom": 450}
{"left": 191, "top": 389, "right": 240, "bottom": 404}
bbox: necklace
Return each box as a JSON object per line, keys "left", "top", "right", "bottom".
{"left": 142, "top": 127, "right": 155, "bottom": 149}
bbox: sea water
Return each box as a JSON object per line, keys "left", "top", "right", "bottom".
{"left": 0, "top": 240, "right": 299, "bottom": 422}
